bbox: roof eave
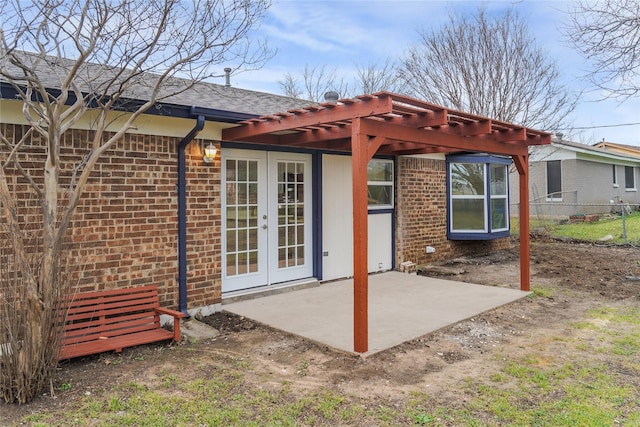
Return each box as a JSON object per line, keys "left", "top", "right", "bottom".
{"left": 0, "top": 81, "right": 257, "bottom": 124}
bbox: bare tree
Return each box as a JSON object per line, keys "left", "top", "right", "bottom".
{"left": 278, "top": 73, "right": 304, "bottom": 99}
{"left": 399, "top": 6, "right": 578, "bottom": 133}
{"left": 278, "top": 64, "right": 349, "bottom": 102}
{"left": 353, "top": 58, "right": 406, "bottom": 95}
{"left": 279, "top": 59, "right": 406, "bottom": 102}
{"left": 0, "top": 0, "right": 271, "bottom": 403}
{"left": 564, "top": 0, "right": 640, "bottom": 100}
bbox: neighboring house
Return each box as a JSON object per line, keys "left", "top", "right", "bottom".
{"left": 594, "top": 141, "right": 640, "bottom": 159}
{"left": 1, "top": 53, "right": 550, "bottom": 352}
{"left": 509, "top": 139, "right": 640, "bottom": 218}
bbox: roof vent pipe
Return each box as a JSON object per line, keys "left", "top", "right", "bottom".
{"left": 324, "top": 91, "right": 339, "bottom": 103}
{"left": 224, "top": 67, "right": 232, "bottom": 87}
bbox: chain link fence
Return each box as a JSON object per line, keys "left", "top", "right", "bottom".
{"left": 510, "top": 198, "right": 640, "bottom": 245}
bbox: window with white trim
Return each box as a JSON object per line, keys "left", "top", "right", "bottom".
{"left": 490, "top": 163, "right": 509, "bottom": 231}
{"left": 546, "top": 160, "right": 562, "bottom": 200}
{"left": 625, "top": 166, "right": 636, "bottom": 190}
{"left": 447, "top": 154, "right": 510, "bottom": 240}
{"left": 612, "top": 165, "right": 618, "bottom": 187}
{"left": 367, "top": 159, "right": 393, "bottom": 208}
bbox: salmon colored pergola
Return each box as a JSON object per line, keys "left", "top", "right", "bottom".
{"left": 222, "top": 92, "right": 551, "bottom": 353}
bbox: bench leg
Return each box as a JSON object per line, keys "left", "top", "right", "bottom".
{"left": 173, "top": 318, "right": 181, "bottom": 342}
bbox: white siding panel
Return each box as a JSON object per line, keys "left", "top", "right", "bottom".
{"left": 321, "top": 155, "right": 393, "bottom": 281}
{"left": 368, "top": 213, "right": 392, "bottom": 272}
{"left": 322, "top": 155, "right": 354, "bottom": 280}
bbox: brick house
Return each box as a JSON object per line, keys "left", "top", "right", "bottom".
{"left": 1, "top": 56, "right": 550, "bottom": 340}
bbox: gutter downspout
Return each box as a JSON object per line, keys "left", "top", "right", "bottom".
{"left": 177, "top": 114, "right": 205, "bottom": 318}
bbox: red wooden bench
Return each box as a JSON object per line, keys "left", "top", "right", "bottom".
{"left": 59, "top": 285, "right": 185, "bottom": 360}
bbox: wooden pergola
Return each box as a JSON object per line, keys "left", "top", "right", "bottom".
{"left": 222, "top": 92, "right": 551, "bottom": 353}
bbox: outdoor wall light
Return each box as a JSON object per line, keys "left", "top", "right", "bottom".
{"left": 203, "top": 142, "right": 217, "bottom": 164}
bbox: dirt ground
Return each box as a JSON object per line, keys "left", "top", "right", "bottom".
{"left": 3, "top": 239, "right": 640, "bottom": 424}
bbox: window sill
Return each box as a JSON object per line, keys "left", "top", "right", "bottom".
{"left": 625, "top": 189, "right": 637, "bottom": 192}
{"left": 448, "top": 230, "right": 510, "bottom": 240}
{"left": 613, "top": 184, "right": 619, "bottom": 188}
{"left": 546, "top": 198, "right": 563, "bottom": 202}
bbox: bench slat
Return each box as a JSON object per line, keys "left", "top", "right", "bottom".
{"left": 65, "top": 290, "right": 159, "bottom": 307}
{"left": 63, "top": 317, "right": 162, "bottom": 345}
{"left": 63, "top": 311, "right": 160, "bottom": 333}
{"left": 62, "top": 303, "right": 160, "bottom": 325}
{"left": 64, "top": 285, "right": 158, "bottom": 302}
{"left": 65, "top": 295, "right": 160, "bottom": 313}
{"left": 60, "top": 329, "right": 174, "bottom": 360}
{"left": 62, "top": 295, "right": 159, "bottom": 317}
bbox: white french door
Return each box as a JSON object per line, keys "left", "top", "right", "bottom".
{"left": 222, "top": 149, "right": 313, "bottom": 293}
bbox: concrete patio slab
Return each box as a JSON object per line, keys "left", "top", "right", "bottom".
{"left": 223, "top": 271, "right": 529, "bottom": 355}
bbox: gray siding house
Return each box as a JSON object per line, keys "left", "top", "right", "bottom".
{"left": 510, "top": 140, "right": 640, "bottom": 218}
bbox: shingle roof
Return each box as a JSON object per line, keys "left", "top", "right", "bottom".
{"left": 167, "top": 82, "right": 315, "bottom": 116}
{"left": 0, "top": 50, "right": 314, "bottom": 117}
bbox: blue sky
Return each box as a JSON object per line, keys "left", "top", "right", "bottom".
{"left": 230, "top": 0, "right": 640, "bottom": 146}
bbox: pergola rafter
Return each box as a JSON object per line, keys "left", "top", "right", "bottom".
{"left": 222, "top": 92, "right": 551, "bottom": 353}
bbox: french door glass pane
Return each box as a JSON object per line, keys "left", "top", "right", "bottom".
{"left": 249, "top": 251, "right": 258, "bottom": 273}
{"left": 226, "top": 159, "right": 259, "bottom": 277}
{"left": 277, "top": 161, "right": 305, "bottom": 269}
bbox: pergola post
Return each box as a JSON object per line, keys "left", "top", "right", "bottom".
{"left": 352, "top": 119, "right": 370, "bottom": 353}
{"left": 512, "top": 153, "right": 531, "bottom": 292}
{"left": 350, "top": 119, "right": 386, "bottom": 353}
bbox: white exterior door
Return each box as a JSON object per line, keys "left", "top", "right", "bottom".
{"left": 268, "top": 152, "right": 313, "bottom": 283}
{"left": 222, "top": 149, "right": 312, "bottom": 293}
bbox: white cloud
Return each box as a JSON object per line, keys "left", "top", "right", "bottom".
{"left": 237, "top": 0, "right": 640, "bottom": 145}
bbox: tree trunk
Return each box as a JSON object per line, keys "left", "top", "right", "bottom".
{"left": 15, "top": 154, "right": 59, "bottom": 403}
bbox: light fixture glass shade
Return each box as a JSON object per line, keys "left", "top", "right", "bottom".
{"left": 203, "top": 142, "right": 217, "bottom": 164}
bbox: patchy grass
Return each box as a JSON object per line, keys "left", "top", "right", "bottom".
{"left": 530, "top": 285, "right": 555, "bottom": 299}
{"left": 17, "top": 375, "right": 398, "bottom": 426}
{"left": 13, "top": 304, "right": 640, "bottom": 427}
{"left": 401, "top": 304, "right": 640, "bottom": 427}
{"left": 403, "top": 358, "right": 638, "bottom": 426}
{"left": 512, "top": 212, "right": 640, "bottom": 243}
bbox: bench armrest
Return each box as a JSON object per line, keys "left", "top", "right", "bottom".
{"left": 155, "top": 307, "right": 186, "bottom": 319}
{"left": 155, "top": 307, "right": 186, "bottom": 341}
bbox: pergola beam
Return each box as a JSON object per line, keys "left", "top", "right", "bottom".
{"left": 279, "top": 126, "right": 351, "bottom": 145}
{"left": 223, "top": 96, "right": 393, "bottom": 140}
{"left": 359, "top": 118, "right": 529, "bottom": 157}
{"left": 383, "top": 109, "right": 448, "bottom": 128}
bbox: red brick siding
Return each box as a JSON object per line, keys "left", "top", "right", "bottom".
{"left": 2, "top": 124, "right": 221, "bottom": 310}
{"left": 395, "top": 156, "right": 509, "bottom": 266}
